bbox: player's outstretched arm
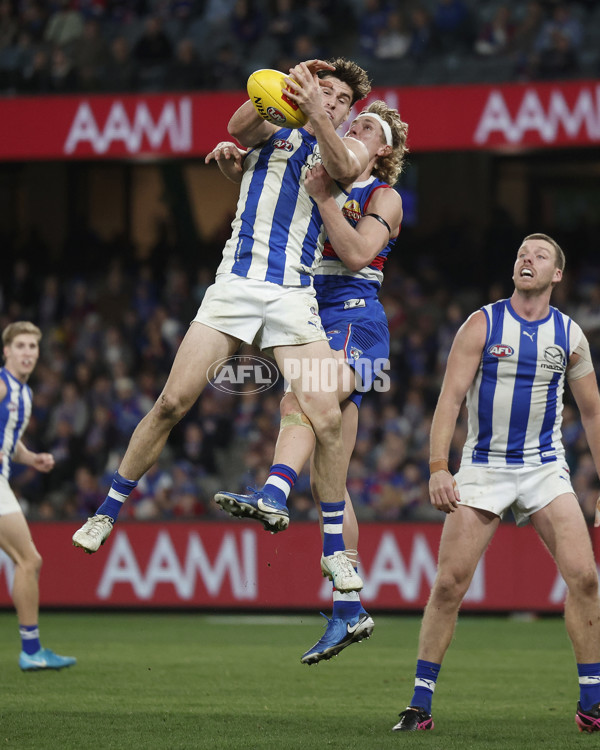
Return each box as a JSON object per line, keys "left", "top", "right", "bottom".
{"left": 429, "top": 312, "right": 486, "bottom": 513}
{"left": 205, "top": 141, "right": 246, "bottom": 184}
{"left": 228, "top": 100, "right": 278, "bottom": 149}
{"left": 285, "top": 62, "right": 367, "bottom": 184}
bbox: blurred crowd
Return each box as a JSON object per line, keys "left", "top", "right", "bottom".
{"left": 0, "top": 0, "right": 599, "bottom": 95}
{"left": 2, "top": 214, "right": 600, "bottom": 526}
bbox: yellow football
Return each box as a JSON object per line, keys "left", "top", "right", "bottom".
{"left": 247, "top": 69, "right": 308, "bottom": 129}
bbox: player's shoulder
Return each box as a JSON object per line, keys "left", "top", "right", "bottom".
{"left": 456, "top": 309, "right": 488, "bottom": 350}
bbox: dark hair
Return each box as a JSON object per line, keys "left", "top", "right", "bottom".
{"left": 318, "top": 57, "right": 371, "bottom": 106}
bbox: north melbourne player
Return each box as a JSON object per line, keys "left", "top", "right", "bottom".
{"left": 1, "top": 322, "right": 76, "bottom": 671}
{"left": 393, "top": 234, "right": 600, "bottom": 733}
{"left": 72, "top": 58, "right": 371, "bottom": 594}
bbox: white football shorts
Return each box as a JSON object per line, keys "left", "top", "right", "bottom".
{"left": 194, "top": 273, "right": 328, "bottom": 350}
{"left": 0, "top": 475, "right": 23, "bottom": 516}
{"left": 454, "top": 461, "right": 576, "bottom": 526}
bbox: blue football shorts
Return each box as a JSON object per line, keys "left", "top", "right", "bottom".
{"left": 319, "top": 298, "right": 390, "bottom": 408}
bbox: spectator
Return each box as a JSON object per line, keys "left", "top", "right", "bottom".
{"left": 102, "top": 34, "right": 138, "bottom": 91}
{"left": 17, "top": 46, "right": 50, "bottom": 92}
{"left": 374, "top": 9, "right": 410, "bottom": 60}
{"left": 0, "top": 0, "right": 17, "bottom": 51}
{"left": 474, "top": 4, "right": 515, "bottom": 57}
{"left": 357, "top": 0, "right": 390, "bottom": 59}
{"left": 44, "top": 0, "right": 84, "bottom": 51}
{"left": 47, "top": 46, "right": 79, "bottom": 93}
{"left": 132, "top": 14, "right": 173, "bottom": 89}
{"left": 166, "top": 37, "right": 204, "bottom": 90}
{"left": 71, "top": 17, "right": 110, "bottom": 87}
{"left": 230, "top": 0, "right": 264, "bottom": 54}
{"left": 407, "top": 6, "right": 439, "bottom": 62}
{"left": 432, "top": 0, "right": 473, "bottom": 53}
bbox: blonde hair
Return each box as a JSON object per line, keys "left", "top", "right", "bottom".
{"left": 2, "top": 321, "right": 42, "bottom": 347}
{"left": 361, "top": 100, "right": 409, "bottom": 185}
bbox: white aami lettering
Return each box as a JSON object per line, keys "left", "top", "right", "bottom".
{"left": 319, "top": 532, "right": 485, "bottom": 603}
{"left": 360, "top": 532, "right": 438, "bottom": 601}
{"left": 0, "top": 549, "right": 14, "bottom": 593}
{"left": 96, "top": 529, "right": 256, "bottom": 600}
{"left": 474, "top": 86, "right": 600, "bottom": 145}
{"left": 64, "top": 98, "right": 192, "bottom": 155}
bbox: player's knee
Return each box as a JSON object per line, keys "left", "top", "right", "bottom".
{"left": 20, "top": 548, "right": 42, "bottom": 577}
{"left": 433, "top": 569, "right": 470, "bottom": 604}
{"left": 307, "top": 402, "right": 342, "bottom": 439}
{"left": 568, "top": 566, "right": 599, "bottom": 599}
{"left": 154, "top": 391, "right": 189, "bottom": 425}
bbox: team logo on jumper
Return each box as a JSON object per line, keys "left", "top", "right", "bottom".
{"left": 342, "top": 200, "right": 362, "bottom": 224}
{"left": 541, "top": 345, "right": 566, "bottom": 372}
{"left": 349, "top": 347, "right": 363, "bottom": 360}
{"left": 207, "top": 355, "right": 280, "bottom": 394}
{"left": 488, "top": 344, "right": 514, "bottom": 358}
{"left": 273, "top": 138, "right": 293, "bottom": 152}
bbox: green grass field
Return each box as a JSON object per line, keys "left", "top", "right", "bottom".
{"left": 0, "top": 611, "right": 590, "bottom": 749}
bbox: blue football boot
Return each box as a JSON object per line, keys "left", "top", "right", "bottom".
{"left": 301, "top": 610, "right": 374, "bottom": 665}
{"left": 19, "top": 647, "right": 77, "bottom": 671}
{"left": 214, "top": 489, "right": 289, "bottom": 533}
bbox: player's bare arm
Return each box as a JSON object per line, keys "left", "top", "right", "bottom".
{"left": 228, "top": 99, "right": 279, "bottom": 149}
{"left": 567, "top": 361, "right": 600, "bottom": 526}
{"left": 205, "top": 141, "right": 246, "bottom": 184}
{"left": 12, "top": 439, "right": 55, "bottom": 473}
{"left": 285, "top": 63, "right": 367, "bottom": 184}
{"left": 304, "top": 164, "right": 402, "bottom": 271}
{"left": 429, "top": 311, "right": 487, "bottom": 513}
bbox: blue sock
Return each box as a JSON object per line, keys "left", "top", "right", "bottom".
{"left": 96, "top": 471, "right": 138, "bottom": 521}
{"left": 578, "top": 663, "right": 600, "bottom": 710}
{"left": 321, "top": 500, "right": 345, "bottom": 556}
{"left": 262, "top": 463, "right": 297, "bottom": 506}
{"left": 332, "top": 590, "right": 362, "bottom": 620}
{"left": 20, "top": 624, "right": 41, "bottom": 655}
{"left": 410, "top": 659, "right": 441, "bottom": 713}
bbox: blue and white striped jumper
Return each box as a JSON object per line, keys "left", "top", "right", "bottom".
{"left": 215, "top": 127, "right": 346, "bottom": 287}
{"left": 0, "top": 367, "right": 33, "bottom": 481}
{"left": 462, "top": 299, "right": 584, "bottom": 468}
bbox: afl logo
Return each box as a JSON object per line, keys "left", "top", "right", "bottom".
{"left": 488, "top": 344, "right": 514, "bottom": 358}
{"left": 273, "top": 138, "right": 293, "bottom": 152}
{"left": 266, "top": 106, "right": 286, "bottom": 124}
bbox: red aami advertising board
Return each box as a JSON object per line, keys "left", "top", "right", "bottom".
{"left": 0, "top": 79, "right": 599, "bottom": 160}
{"left": 1, "top": 522, "right": 597, "bottom": 611}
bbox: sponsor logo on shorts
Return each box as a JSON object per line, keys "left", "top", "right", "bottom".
{"left": 488, "top": 344, "right": 514, "bottom": 358}
{"left": 343, "top": 298, "right": 366, "bottom": 310}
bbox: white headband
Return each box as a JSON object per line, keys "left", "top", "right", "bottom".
{"left": 354, "top": 112, "right": 393, "bottom": 147}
